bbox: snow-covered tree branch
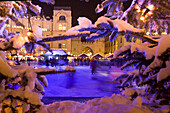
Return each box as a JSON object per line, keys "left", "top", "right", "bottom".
{"left": 0, "top": 0, "right": 169, "bottom": 112}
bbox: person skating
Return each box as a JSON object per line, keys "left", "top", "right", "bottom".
{"left": 90, "top": 59, "right": 96, "bottom": 75}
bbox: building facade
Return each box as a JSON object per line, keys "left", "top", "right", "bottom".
{"left": 6, "top": 7, "right": 72, "bottom": 57}
{"left": 6, "top": 6, "right": 142, "bottom": 59}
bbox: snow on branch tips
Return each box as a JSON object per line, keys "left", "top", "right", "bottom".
{"left": 144, "top": 34, "right": 170, "bottom": 75}
{"left": 67, "top": 16, "right": 146, "bottom": 42}
{"left": 112, "top": 34, "right": 170, "bottom": 105}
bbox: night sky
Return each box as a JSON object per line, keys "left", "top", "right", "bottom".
{"left": 32, "top": 0, "right": 106, "bottom": 26}
{"left": 32, "top": 0, "right": 132, "bottom": 26}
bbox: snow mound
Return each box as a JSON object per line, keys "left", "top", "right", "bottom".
{"left": 65, "top": 66, "right": 76, "bottom": 72}
{"left": 38, "top": 94, "right": 154, "bottom": 113}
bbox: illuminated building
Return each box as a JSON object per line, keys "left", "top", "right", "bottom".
{"left": 6, "top": 6, "right": 142, "bottom": 59}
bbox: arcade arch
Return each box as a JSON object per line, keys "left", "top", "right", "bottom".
{"left": 82, "top": 47, "right": 93, "bottom": 57}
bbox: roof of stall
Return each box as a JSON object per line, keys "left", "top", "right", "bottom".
{"left": 91, "top": 53, "right": 103, "bottom": 58}
{"left": 44, "top": 50, "right": 67, "bottom": 56}
{"left": 77, "top": 53, "right": 89, "bottom": 58}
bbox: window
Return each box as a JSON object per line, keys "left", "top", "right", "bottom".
{"left": 37, "top": 24, "right": 41, "bottom": 27}
{"left": 16, "top": 31, "right": 20, "bottom": 34}
{"left": 115, "top": 40, "right": 118, "bottom": 50}
{"left": 47, "top": 44, "right": 50, "bottom": 47}
{"left": 59, "top": 24, "right": 62, "bottom": 30}
{"left": 62, "top": 43, "right": 66, "bottom": 48}
{"left": 120, "top": 37, "right": 122, "bottom": 43}
{"left": 131, "top": 37, "right": 135, "bottom": 42}
{"left": 27, "top": 23, "right": 31, "bottom": 28}
{"left": 47, "top": 24, "right": 50, "bottom": 30}
{"left": 58, "top": 24, "right": 66, "bottom": 31}
{"left": 58, "top": 43, "right": 62, "bottom": 48}
{"left": 6, "top": 20, "right": 9, "bottom": 24}
{"left": 81, "top": 37, "right": 86, "bottom": 42}
{"left": 59, "top": 16, "right": 66, "bottom": 21}
{"left": 62, "top": 25, "right": 66, "bottom": 30}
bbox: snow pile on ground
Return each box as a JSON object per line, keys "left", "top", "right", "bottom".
{"left": 38, "top": 94, "right": 155, "bottom": 113}
{"left": 34, "top": 68, "right": 56, "bottom": 73}
{"left": 64, "top": 66, "right": 76, "bottom": 72}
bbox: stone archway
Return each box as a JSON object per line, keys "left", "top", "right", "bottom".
{"left": 82, "top": 47, "right": 93, "bottom": 57}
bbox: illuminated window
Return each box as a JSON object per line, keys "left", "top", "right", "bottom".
{"left": 114, "top": 40, "right": 118, "bottom": 50}
{"left": 62, "top": 43, "right": 66, "bottom": 48}
{"left": 37, "top": 16, "right": 41, "bottom": 20}
{"left": 59, "top": 24, "right": 62, "bottom": 30}
{"left": 115, "top": 40, "right": 118, "bottom": 50}
{"left": 62, "top": 25, "right": 66, "bottom": 30}
{"left": 58, "top": 24, "right": 66, "bottom": 31}
{"left": 131, "top": 37, "right": 135, "bottom": 42}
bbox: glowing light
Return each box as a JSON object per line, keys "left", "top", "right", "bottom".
{"left": 153, "top": 32, "right": 158, "bottom": 35}
{"left": 148, "top": 11, "right": 153, "bottom": 15}
{"left": 6, "top": 24, "right": 47, "bottom": 31}
{"left": 135, "top": 4, "right": 140, "bottom": 10}
{"left": 24, "top": 36, "right": 29, "bottom": 42}
{"left": 146, "top": 32, "right": 150, "bottom": 35}
{"left": 161, "top": 32, "right": 167, "bottom": 35}
{"left": 8, "top": 61, "right": 15, "bottom": 65}
{"left": 40, "top": 51, "right": 43, "bottom": 54}
{"left": 142, "top": 9, "right": 146, "bottom": 14}
{"left": 136, "top": 9, "right": 140, "bottom": 13}
{"left": 147, "top": 5, "right": 154, "bottom": 10}
{"left": 140, "top": 16, "right": 145, "bottom": 21}
{"left": 27, "top": 31, "right": 32, "bottom": 36}
{"left": 37, "top": 17, "right": 40, "bottom": 20}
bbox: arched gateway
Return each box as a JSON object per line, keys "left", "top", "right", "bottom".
{"left": 82, "top": 47, "right": 93, "bottom": 57}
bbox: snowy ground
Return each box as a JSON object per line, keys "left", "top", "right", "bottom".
{"left": 33, "top": 64, "right": 126, "bottom": 98}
